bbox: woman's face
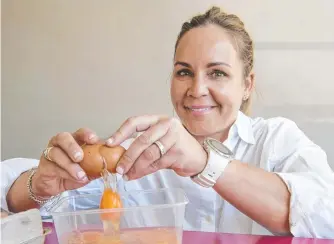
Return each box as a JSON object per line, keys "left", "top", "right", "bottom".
{"left": 171, "top": 24, "right": 253, "bottom": 141}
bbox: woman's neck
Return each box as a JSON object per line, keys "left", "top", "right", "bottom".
{"left": 195, "top": 130, "right": 229, "bottom": 145}
{"left": 182, "top": 116, "right": 237, "bottom": 145}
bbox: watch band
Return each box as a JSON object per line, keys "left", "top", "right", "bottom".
{"left": 191, "top": 138, "right": 233, "bottom": 188}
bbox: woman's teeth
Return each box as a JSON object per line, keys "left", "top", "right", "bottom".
{"left": 190, "top": 108, "right": 211, "bottom": 112}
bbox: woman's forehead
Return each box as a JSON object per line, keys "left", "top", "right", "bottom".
{"left": 175, "top": 25, "right": 238, "bottom": 67}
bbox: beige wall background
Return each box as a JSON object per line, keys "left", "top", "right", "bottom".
{"left": 2, "top": 0, "right": 334, "bottom": 169}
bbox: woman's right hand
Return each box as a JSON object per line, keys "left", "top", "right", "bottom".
{"left": 32, "top": 128, "right": 100, "bottom": 198}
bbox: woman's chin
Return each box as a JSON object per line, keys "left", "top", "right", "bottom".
{"left": 183, "top": 123, "right": 217, "bottom": 138}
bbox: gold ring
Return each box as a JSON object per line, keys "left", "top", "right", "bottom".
{"left": 43, "top": 147, "right": 54, "bottom": 162}
{"left": 154, "top": 141, "right": 166, "bottom": 157}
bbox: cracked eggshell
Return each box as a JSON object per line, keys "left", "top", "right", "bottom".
{"left": 80, "top": 144, "right": 126, "bottom": 177}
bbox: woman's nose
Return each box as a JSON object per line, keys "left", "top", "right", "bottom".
{"left": 186, "top": 76, "right": 209, "bottom": 98}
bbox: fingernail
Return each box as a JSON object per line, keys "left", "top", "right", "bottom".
{"left": 106, "top": 137, "right": 114, "bottom": 146}
{"left": 88, "top": 134, "right": 96, "bottom": 140}
{"left": 81, "top": 176, "right": 88, "bottom": 182}
{"left": 123, "top": 175, "right": 129, "bottom": 181}
{"left": 77, "top": 171, "right": 86, "bottom": 180}
{"left": 116, "top": 166, "right": 124, "bottom": 175}
{"left": 74, "top": 151, "right": 83, "bottom": 161}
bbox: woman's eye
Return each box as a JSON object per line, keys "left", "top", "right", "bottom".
{"left": 176, "top": 69, "right": 192, "bottom": 77}
{"left": 208, "top": 70, "right": 227, "bottom": 79}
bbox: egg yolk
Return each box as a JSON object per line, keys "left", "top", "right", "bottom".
{"left": 99, "top": 168, "right": 123, "bottom": 235}
{"left": 100, "top": 187, "right": 122, "bottom": 222}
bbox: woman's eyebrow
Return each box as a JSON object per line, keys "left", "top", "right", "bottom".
{"left": 207, "top": 62, "right": 231, "bottom": 68}
{"left": 174, "top": 61, "right": 191, "bottom": 68}
{"left": 174, "top": 61, "right": 231, "bottom": 68}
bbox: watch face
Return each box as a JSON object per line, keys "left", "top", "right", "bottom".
{"left": 206, "top": 138, "right": 233, "bottom": 155}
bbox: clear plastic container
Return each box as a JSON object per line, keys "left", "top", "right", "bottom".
{"left": 49, "top": 188, "right": 188, "bottom": 244}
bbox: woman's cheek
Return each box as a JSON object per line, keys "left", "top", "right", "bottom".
{"left": 211, "top": 85, "right": 232, "bottom": 106}
{"left": 171, "top": 79, "right": 187, "bottom": 104}
{"left": 212, "top": 84, "right": 242, "bottom": 109}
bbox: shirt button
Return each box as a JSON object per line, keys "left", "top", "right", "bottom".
{"left": 205, "top": 215, "right": 212, "bottom": 223}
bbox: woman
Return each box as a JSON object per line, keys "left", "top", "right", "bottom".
{"left": 2, "top": 6, "right": 334, "bottom": 238}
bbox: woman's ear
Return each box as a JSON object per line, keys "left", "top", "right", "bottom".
{"left": 243, "top": 71, "right": 255, "bottom": 100}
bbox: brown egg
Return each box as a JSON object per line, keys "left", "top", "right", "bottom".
{"left": 99, "top": 145, "right": 126, "bottom": 173}
{"left": 80, "top": 144, "right": 126, "bottom": 177}
{"left": 80, "top": 144, "right": 104, "bottom": 177}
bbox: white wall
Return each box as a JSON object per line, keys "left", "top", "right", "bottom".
{"left": 2, "top": 0, "right": 334, "bottom": 168}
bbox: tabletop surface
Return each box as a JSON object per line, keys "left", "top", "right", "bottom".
{"left": 43, "top": 222, "right": 334, "bottom": 244}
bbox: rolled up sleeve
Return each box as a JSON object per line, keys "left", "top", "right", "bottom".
{"left": 276, "top": 171, "right": 334, "bottom": 238}
{"left": 1, "top": 158, "right": 39, "bottom": 212}
{"left": 269, "top": 121, "right": 334, "bottom": 238}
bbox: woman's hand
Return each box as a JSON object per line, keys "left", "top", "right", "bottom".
{"left": 32, "top": 128, "right": 100, "bottom": 198}
{"left": 106, "top": 115, "right": 208, "bottom": 180}
{"left": 0, "top": 210, "right": 9, "bottom": 219}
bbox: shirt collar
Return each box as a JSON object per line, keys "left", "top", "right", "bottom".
{"left": 227, "top": 111, "right": 255, "bottom": 145}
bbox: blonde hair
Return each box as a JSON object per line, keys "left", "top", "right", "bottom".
{"left": 174, "top": 6, "right": 254, "bottom": 115}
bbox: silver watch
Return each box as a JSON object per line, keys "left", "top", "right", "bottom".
{"left": 191, "top": 137, "right": 234, "bottom": 188}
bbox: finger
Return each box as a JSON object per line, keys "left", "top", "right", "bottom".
{"left": 1, "top": 211, "right": 8, "bottom": 218}
{"left": 72, "top": 127, "right": 99, "bottom": 145}
{"left": 44, "top": 146, "right": 88, "bottom": 182}
{"left": 39, "top": 160, "right": 88, "bottom": 196}
{"left": 49, "top": 132, "right": 85, "bottom": 162}
{"left": 134, "top": 152, "right": 174, "bottom": 180}
{"left": 125, "top": 129, "right": 176, "bottom": 180}
{"left": 49, "top": 128, "right": 98, "bottom": 146}
{"left": 62, "top": 178, "right": 90, "bottom": 192}
{"left": 106, "top": 114, "right": 169, "bottom": 146}
{"left": 116, "top": 118, "right": 171, "bottom": 175}
{"left": 124, "top": 144, "right": 161, "bottom": 180}
{"left": 40, "top": 158, "right": 81, "bottom": 182}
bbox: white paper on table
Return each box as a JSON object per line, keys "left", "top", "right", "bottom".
{"left": 1, "top": 208, "right": 48, "bottom": 244}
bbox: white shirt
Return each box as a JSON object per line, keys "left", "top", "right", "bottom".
{"left": 1, "top": 111, "right": 334, "bottom": 238}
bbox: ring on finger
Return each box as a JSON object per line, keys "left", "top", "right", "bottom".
{"left": 154, "top": 140, "right": 166, "bottom": 157}
{"left": 43, "top": 147, "right": 54, "bottom": 162}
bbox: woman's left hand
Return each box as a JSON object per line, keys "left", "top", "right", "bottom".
{"left": 106, "top": 115, "right": 208, "bottom": 180}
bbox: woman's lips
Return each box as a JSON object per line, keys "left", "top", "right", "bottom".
{"left": 184, "top": 106, "right": 216, "bottom": 115}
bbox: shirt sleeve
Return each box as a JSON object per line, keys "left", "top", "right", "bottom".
{"left": 268, "top": 119, "right": 334, "bottom": 238}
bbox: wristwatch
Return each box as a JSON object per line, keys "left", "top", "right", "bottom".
{"left": 191, "top": 137, "right": 234, "bottom": 188}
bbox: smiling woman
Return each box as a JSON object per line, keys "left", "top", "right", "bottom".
{"left": 2, "top": 6, "right": 334, "bottom": 239}
{"left": 171, "top": 22, "right": 254, "bottom": 142}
